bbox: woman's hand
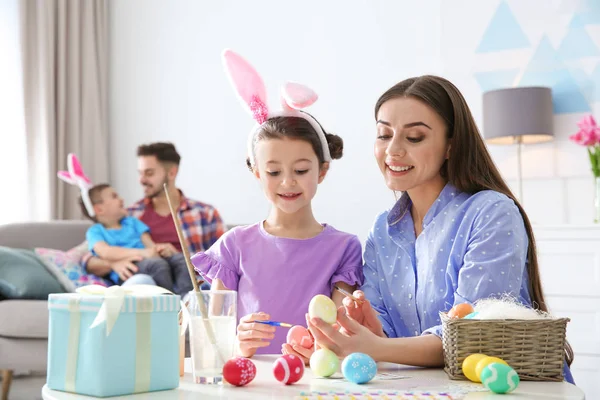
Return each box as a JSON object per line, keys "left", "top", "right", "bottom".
{"left": 342, "top": 290, "right": 385, "bottom": 337}
{"left": 236, "top": 312, "right": 275, "bottom": 358}
{"left": 307, "top": 308, "right": 385, "bottom": 360}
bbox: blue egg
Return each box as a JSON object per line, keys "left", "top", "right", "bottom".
{"left": 464, "top": 312, "right": 479, "bottom": 319}
{"left": 341, "top": 353, "right": 377, "bottom": 384}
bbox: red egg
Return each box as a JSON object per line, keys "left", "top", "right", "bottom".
{"left": 273, "top": 354, "right": 305, "bottom": 385}
{"left": 222, "top": 357, "right": 256, "bottom": 386}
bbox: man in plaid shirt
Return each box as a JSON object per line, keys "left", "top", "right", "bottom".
{"left": 85, "top": 143, "right": 224, "bottom": 291}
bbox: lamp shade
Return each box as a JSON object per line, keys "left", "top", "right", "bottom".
{"left": 482, "top": 87, "right": 554, "bottom": 144}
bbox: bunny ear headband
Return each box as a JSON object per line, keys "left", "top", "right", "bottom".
{"left": 57, "top": 153, "right": 95, "bottom": 217}
{"left": 222, "top": 49, "right": 331, "bottom": 166}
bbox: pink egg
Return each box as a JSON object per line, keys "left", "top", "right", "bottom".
{"left": 222, "top": 357, "right": 256, "bottom": 386}
{"left": 286, "top": 325, "right": 314, "bottom": 349}
{"left": 273, "top": 354, "right": 305, "bottom": 385}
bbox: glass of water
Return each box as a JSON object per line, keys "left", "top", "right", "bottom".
{"left": 186, "top": 290, "right": 237, "bottom": 384}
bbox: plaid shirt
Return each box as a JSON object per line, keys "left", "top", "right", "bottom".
{"left": 127, "top": 191, "right": 225, "bottom": 254}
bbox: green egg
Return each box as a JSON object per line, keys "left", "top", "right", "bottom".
{"left": 480, "top": 362, "right": 520, "bottom": 394}
{"left": 310, "top": 348, "right": 340, "bottom": 377}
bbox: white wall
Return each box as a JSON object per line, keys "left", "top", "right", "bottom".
{"left": 109, "top": 1, "right": 600, "bottom": 237}
{"left": 108, "top": 0, "right": 442, "bottom": 243}
{"left": 440, "top": 0, "right": 600, "bottom": 226}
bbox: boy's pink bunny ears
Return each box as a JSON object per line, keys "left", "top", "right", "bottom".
{"left": 57, "top": 153, "right": 95, "bottom": 217}
{"left": 222, "top": 49, "right": 331, "bottom": 166}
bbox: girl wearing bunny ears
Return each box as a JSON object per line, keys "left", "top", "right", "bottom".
{"left": 190, "top": 50, "right": 364, "bottom": 361}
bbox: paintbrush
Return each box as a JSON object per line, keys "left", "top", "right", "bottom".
{"left": 334, "top": 285, "right": 365, "bottom": 304}
{"left": 164, "top": 183, "right": 225, "bottom": 365}
{"left": 251, "top": 320, "right": 293, "bottom": 328}
{"left": 334, "top": 285, "right": 380, "bottom": 315}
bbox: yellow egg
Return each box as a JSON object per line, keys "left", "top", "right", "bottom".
{"left": 462, "top": 353, "right": 488, "bottom": 382}
{"left": 308, "top": 294, "right": 337, "bottom": 324}
{"left": 475, "top": 356, "right": 508, "bottom": 381}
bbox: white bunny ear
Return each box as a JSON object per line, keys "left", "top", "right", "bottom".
{"left": 61, "top": 153, "right": 96, "bottom": 217}
{"left": 281, "top": 82, "right": 318, "bottom": 110}
{"left": 67, "top": 153, "right": 92, "bottom": 189}
{"left": 57, "top": 171, "right": 76, "bottom": 185}
{"left": 222, "top": 49, "right": 269, "bottom": 124}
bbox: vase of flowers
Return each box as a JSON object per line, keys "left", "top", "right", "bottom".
{"left": 569, "top": 115, "right": 600, "bottom": 223}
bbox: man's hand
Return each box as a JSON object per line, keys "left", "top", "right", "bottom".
{"left": 155, "top": 243, "right": 178, "bottom": 258}
{"left": 139, "top": 247, "right": 159, "bottom": 259}
{"left": 111, "top": 256, "right": 142, "bottom": 281}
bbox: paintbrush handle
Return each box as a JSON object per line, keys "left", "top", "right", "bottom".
{"left": 163, "top": 184, "right": 225, "bottom": 364}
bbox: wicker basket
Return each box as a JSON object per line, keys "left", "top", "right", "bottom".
{"left": 440, "top": 312, "right": 569, "bottom": 382}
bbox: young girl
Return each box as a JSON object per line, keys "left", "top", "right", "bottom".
{"left": 190, "top": 50, "right": 363, "bottom": 361}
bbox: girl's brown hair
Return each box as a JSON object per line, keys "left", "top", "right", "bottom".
{"left": 246, "top": 115, "right": 343, "bottom": 171}
{"left": 375, "top": 75, "right": 573, "bottom": 366}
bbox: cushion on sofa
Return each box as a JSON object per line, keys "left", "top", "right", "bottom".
{"left": 0, "top": 246, "right": 65, "bottom": 299}
{"left": 35, "top": 243, "right": 110, "bottom": 292}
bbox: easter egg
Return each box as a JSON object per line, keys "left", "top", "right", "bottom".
{"left": 341, "top": 353, "right": 377, "bottom": 384}
{"left": 464, "top": 312, "right": 479, "bottom": 319}
{"left": 222, "top": 357, "right": 256, "bottom": 386}
{"left": 310, "top": 348, "right": 340, "bottom": 377}
{"left": 448, "top": 303, "right": 474, "bottom": 319}
{"left": 273, "top": 354, "right": 304, "bottom": 385}
{"left": 461, "top": 353, "right": 488, "bottom": 382}
{"left": 475, "top": 356, "right": 508, "bottom": 380}
{"left": 287, "top": 325, "right": 314, "bottom": 349}
{"left": 480, "top": 362, "right": 520, "bottom": 394}
{"left": 308, "top": 294, "right": 337, "bottom": 324}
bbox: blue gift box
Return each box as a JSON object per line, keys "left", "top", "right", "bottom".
{"left": 47, "top": 287, "right": 181, "bottom": 397}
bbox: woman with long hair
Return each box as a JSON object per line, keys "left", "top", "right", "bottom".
{"left": 305, "top": 75, "right": 574, "bottom": 383}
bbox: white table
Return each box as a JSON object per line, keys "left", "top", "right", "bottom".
{"left": 42, "top": 355, "right": 585, "bottom": 399}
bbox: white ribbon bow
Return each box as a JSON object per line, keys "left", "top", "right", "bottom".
{"left": 76, "top": 284, "right": 174, "bottom": 336}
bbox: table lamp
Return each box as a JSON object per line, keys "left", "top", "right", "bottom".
{"left": 482, "top": 86, "right": 554, "bottom": 203}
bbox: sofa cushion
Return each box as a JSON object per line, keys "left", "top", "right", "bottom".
{"left": 0, "top": 300, "right": 49, "bottom": 339}
{"left": 0, "top": 246, "right": 64, "bottom": 299}
{"left": 35, "top": 243, "right": 111, "bottom": 292}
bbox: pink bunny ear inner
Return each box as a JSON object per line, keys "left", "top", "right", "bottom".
{"left": 281, "top": 82, "right": 318, "bottom": 110}
{"left": 57, "top": 171, "right": 76, "bottom": 185}
{"left": 222, "top": 49, "right": 269, "bottom": 123}
{"left": 67, "top": 153, "right": 92, "bottom": 186}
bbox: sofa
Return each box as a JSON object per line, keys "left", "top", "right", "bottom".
{"left": 0, "top": 220, "right": 90, "bottom": 400}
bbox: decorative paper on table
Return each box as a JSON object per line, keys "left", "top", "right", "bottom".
{"left": 294, "top": 390, "right": 462, "bottom": 399}
{"left": 300, "top": 376, "right": 488, "bottom": 399}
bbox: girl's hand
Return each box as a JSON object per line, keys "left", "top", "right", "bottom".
{"left": 236, "top": 312, "right": 275, "bottom": 358}
{"left": 281, "top": 343, "right": 314, "bottom": 365}
{"left": 307, "top": 308, "right": 385, "bottom": 359}
{"left": 342, "top": 290, "right": 385, "bottom": 337}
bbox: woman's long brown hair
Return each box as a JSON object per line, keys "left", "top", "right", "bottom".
{"left": 375, "top": 75, "right": 573, "bottom": 366}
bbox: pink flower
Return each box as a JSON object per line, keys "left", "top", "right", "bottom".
{"left": 569, "top": 115, "right": 600, "bottom": 146}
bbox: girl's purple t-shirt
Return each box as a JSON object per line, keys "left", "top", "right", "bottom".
{"left": 190, "top": 222, "right": 364, "bottom": 354}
